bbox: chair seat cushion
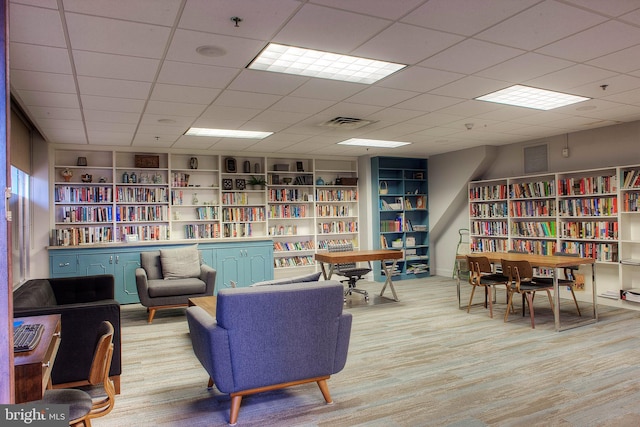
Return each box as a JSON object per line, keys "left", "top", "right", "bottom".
{"left": 41, "top": 389, "right": 92, "bottom": 422}
{"left": 339, "top": 267, "right": 371, "bottom": 277}
{"left": 147, "top": 278, "right": 205, "bottom": 297}
{"left": 477, "top": 273, "right": 507, "bottom": 285}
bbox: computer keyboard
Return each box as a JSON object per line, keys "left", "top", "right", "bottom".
{"left": 14, "top": 323, "right": 44, "bottom": 353}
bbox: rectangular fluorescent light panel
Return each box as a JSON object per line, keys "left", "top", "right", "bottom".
{"left": 475, "top": 85, "right": 590, "bottom": 110}
{"left": 185, "top": 128, "right": 273, "bottom": 139}
{"left": 247, "top": 43, "right": 406, "bottom": 84}
{"left": 338, "top": 138, "right": 411, "bottom": 148}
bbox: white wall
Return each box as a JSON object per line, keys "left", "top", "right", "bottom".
{"left": 430, "top": 119, "right": 640, "bottom": 277}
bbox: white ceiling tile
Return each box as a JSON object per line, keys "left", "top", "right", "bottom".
{"left": 165, "top": 29, "right": 265, "bottom": 68}
{"left": 13, "top": 0, "right": 58, "bottom": 8}
{"left": 36, "top": 118, "right": 84, "bottom": 130}
{"left": 132, "top": 135, "right": 176, "bottom": 148}
{"left": 537, "top": 21, "right": 640, "bottom": 62}
{"left": 11, "top": 70, "right": 77, "bottom": 93}
{"left": 199, "top": 105, "right": 261, "bottom": 121}
{"left": 311, "top": 0, "right": 425, "bottom": 20}
{"left": 601, "top": 87, "right": 640, "bottom": 104}
{"left": 151, "top": 84, "right": 220, "bottom": 105}
{"left": 73, "top": 51, "right": 160, "bottom": 81}
{"left": 620, "top": 8, "right": 640, "bottom": 25}
{"left": 83, "top": 110, "right": 140, "bottom": 124}
{"left": 289, "top": 80, "right": 366, "bottom": 101}
{"left": 364, "top": 108, "right": 426, "bottom": 122}
{"left": 316, "top": 102, "right": 384, "bottom": 119}
{"left": 430, "top": 76, "right": 509, "bottom": 99}
{"left": 9, "top": 43, "right": 71, "bottom": 74}
{"left": 77, "top": 76, "right": 152, "bottom": 99}
{"left": 405, "top": 112, "right": 465, "bottom": 126}
{"left": 28, "top": 106, "right": 81, "bottom": 120}
{"left": 562, "top": 0, "right": 640, "bottom": 17}
{"left": 80, "top": 95, "right": 145, "bottom": 113}
{"left": 251, "top": 110, "right": 312, "bottom": 125}
{"left": 269, "top": 97, "right": 335, "bottom": 115}
{"left": 436, "top": 100, "right": 503, "bottom": 117}
{"left": 395, "top": 94, "right": 463, "bottom": 112}
{"left": 228, "top": 70, "right": 308, "bottom": 96}
{"left": 65, "top": 13, "right": 171, "bottom": 58}
{"left": 145, "top": 100, "right": 207, "bottom": 117}
{"left": 378, "top": 66, "right": 464, "bottom": 92}
{"left": 139, "top": 114, "right": 194, "bottom": 128}
{"left": 179, "top": 0, "right": 300, "bottom": 40}
{"left": 476, "top": 1, "right": 607, "bottom": 50}
{"left": 570, "top": 75, "right": 640, "bottom": 97}
{"left": 85, "top": 121, "right": 137, "bottom": 133}
{"left": 86, "top": 130, "right": 134, "bottom": 146}
{"left": 587, "top": 45, "right": 640, "bottom": 74}
{"left": 15, "top": 90, "right": 79, "bottom": 108}
{"left": 476, "top": 52, "right": 575, "bottom": 82}
{"left": 9, "top": 3, "right": 66, "bottom": 47}
{"left": 190, "top": 118, "right": 248, "bottom": 130}
{"left": 273, "top": 3, "right": 391, "bottom": 53}
{"left": 345, "top": 87, "right": 419, "bottom": 107}
{"left": 42, "top": 128, "right": 88, "bottom": 144}
{"left": 353, "top": 23, "right": 464, "bottom": 65}
{"left": 63, "top": 0, "right": 181, "bottom": 26}
{"left": 136, "top": 124, "right": 186, "bottom": 136}
{"left": 526, "top": 64, "right": 617, "bottom": 92}
{"left": 213, "top": 90, "right": 281, "bottom": 109}
{"left": 402, "top": 0, "right": 540, "bottom": 36}
{"left": 419, "top": 39, "right": 524, "bottom": 74}
{"left": 157, "top": 61, "right": 239, "bottom": 88}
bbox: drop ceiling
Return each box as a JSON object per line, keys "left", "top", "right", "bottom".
{"left": 9, "top": 0, "right": 640, "bottom": 158}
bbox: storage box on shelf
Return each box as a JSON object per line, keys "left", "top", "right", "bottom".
{"left": 372, "top": 157, "right": 429, "bottom": 281}
{"left": 169, "top": 154, "right": 220, "bottom": 240}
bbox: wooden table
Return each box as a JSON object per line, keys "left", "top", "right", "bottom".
{"left": 188, "top": 296, "right": 217, "bottom": 317}
{"left": 14, "top": 314, "right": 61, "bottom": 403}
{"left": 458, "top": 252, "right": 596, "bottom": 331}
{"left": 315, "top": 249, "right": 404, "bottom": 301}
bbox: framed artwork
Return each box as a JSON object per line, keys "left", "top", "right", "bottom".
{"left": 224, "top": 157, "right": 237, "bottom": 173}
{"left": 222, "top": 179, "right": 233, "bottom": 190}
{"left": 235, "top": 179, "right": 246, "bottom": 190}
{"left": 296, "top": 161, "right": 304, "bottom": 172}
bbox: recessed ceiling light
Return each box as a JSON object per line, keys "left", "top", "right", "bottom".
{"left": 185, "top": 128, "right": 273, "bottom": 139}
{"left": 338, "top": 138, "right": 411, "bottom": 148}
{"left": 247, "top": 43, "right": 406, "bottom": 84}
{"left": 195, "top": 45, "right": 227, "bottom": 57}
{"left": 475, "top": 85, "right": 590, "bottom": 110}
{"left": 157, "top": 118, "right": 176, "bottom": 124}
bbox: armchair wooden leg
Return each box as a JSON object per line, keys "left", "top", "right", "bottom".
{"left": 229, "top": 395, "right": 243, "bottom": 426}
{"left": 147, "top": 308, "right": 157, "bottom": 323}
{"left": 316, "top": 379, "right": 333, "bottom": 404}
{"left": 207, "top": 377, "right": 214, "bottom": 389}
{"left": 467, "top": 286, "right": 476, "bottom": 313}
{"left": 525, "top": 292, "right": 536, "bottom": 328}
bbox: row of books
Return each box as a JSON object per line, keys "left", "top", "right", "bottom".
{"left": 195, "top": 206, "right": 218, "bottom": 220}
{"left": 116, "top": 187, "right": 167, "bottom": 203}
{"left": 469, "top": 184, "right": 507, "bottom": 201}
{"left": 55, "top": 186, "right": 113, "bottom": 203}
{"left": 171, "top": 172, "right": 191, "bottom": 187}
{"left": 558, "top": 196, "right": 617, "bottom": 217}
{"left": 510, "top": 180, "right": 555, "bottom": 199}
{"left": 510, "top": 221, "right": 556, "bottom": 238}
{"left": 268, "top": 225, "right": 298, "bottom": 236}
{"left": 274, "top": 256, "right": 315, "bottom": 268}
{"left": 316, "top": 238, "right": 357, "bottom": 250}
{"left": 268, "top": 188, "right": 311, "bottom": 202}
{"left": 118, "top": 225, "right": 169, "bottom": 241}
{"left": 470, "top": 201, "right": 508, "bottom": 218}
{"left": 557, "top": 175, "right": 617, "bottom": 196}
{"left": 315, "top": 189, "right": 358, "bottom": 202}
{"left": 184, "top": 223, "right": 220, "bottom": 239}
{"left": 222, "top": 223, "right": 252, "bottom": 238}
{"left": 221, "top": 207, "right": 265, "bottom": 222}
{"left": 471, "top": 220, "right": 508, "bottom": 236}
{"left": 316, "top": 204, "right": 352, "bottom": 217}
{"left": 268, "top": 204, "right": 308, "bottom": 219}
{"left": 622, "top": 169, "right": 640, "bottom": 188}
{"left": 559, "top": 221, "right": 618, "bottom": 240}
{"left": 221, "top": 192, "right": 249, "bottom": 205}
{"left": 116, "top": 205, "right": 168, "bottom": 222}
{"left": 470, "top": 237, "right": 509, "bottom": 252}
{"left": 511, "top": 239, "right": 557, "bottom": 255}
{"left": 317, "top": 221, "right": 358, "bottom": 234}
{"left": 58, "top": 206, "right": 112, "bottom": 223}
{"left": 510, "top": 200, "right": 556, "bottom": 217}
{"left": 52, "top": 226, "right": 113, "bottom": 246}
{"left": 557, "top": 241, "right": 618, "bottom": 262}
{"left": 623, "top": 192, "right": 640, "bottom": 212}
{"left": 273, "top": 240, "right": 315, "bottom": 252}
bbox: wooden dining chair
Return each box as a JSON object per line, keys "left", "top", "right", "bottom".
{"left": 466, "top": 255, "right": 508, "bottom": 318}
{"left": 501, "top": 259, "right": 554, "bottom": 329}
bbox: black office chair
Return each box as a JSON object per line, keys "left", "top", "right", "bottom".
{"left": 327, "top": 242, "right": 371, "bottom": 301}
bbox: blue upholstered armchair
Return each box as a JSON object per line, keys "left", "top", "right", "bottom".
{"left": 186, "top": 281, "right": 352, "bottom": 425}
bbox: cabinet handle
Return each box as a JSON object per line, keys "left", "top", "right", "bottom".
{"left": 109, "top": 255, "right": 113, "bottom": 264}
{"left": 59, "top": 262, "right": 69, "bottom": 267}
{"left": 116, "top": 255, "right": 119, "bottom": 263}
{"left": 53, "top": 332, "right": 61, "bottom": 338}
{"left": 42, "top": 361, "right": 50, "bottom": 368}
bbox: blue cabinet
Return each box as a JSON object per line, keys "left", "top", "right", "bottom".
{"left": 49, "top": 240, "right": 273, "bottom": 303}
{"left": 217, "top": 241, "right": 273, "bottom": 292}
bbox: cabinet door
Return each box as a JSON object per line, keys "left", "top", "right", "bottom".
{"left": 114, "top": 252, "right": 141, "bottom": 304}
{"left": 217, "top": 248, "right": 242, "bottom": 291}
{"left": 245, "top": 245, "right": 272, "bottom": 285}
{"left": 78, "top": 253, "right": 115, "bottom": 277}
{"left": 50, "top": 254, "right": 78, "bottom": 277}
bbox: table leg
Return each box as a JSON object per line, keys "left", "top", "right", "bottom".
{"left": 379, "top": 259, "right": 399, "bottom": 301}
{"left": 319, "top": 261, "right": 331, "bottom": 280}
{"left": 553, "top": 268, "right": 560, "bottom": 331}
{"left": 556, "top": 262, "right": 598, "bottom": 332}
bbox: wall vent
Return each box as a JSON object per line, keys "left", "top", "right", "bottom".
{"left": 319, "top": 117, "right": 375, "bottom": 130}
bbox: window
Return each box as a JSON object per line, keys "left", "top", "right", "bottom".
{"left": 10, "top": 165, "right": 29, "bottom": 288}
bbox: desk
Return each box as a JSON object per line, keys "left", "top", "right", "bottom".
{"left": 315, "top": 249, "right": 404, "bottom": 301}
{"left": 14, "top": 314, "right": 61, "bottom": 403}
{"left": 459, "top": 252, "right": 596, "bottom": 331}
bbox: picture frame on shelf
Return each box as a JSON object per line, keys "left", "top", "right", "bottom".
{"left": 224, "top": 157, "right": 237, "bottom": 173}
{"left": 222, "top": 179, "right": 233, "bottom": 190}
{"left": 236, "top": 179, "right": 246, "bottom": 190}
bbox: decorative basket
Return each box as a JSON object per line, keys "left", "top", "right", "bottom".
{"left": 379, "top": 181, "right": 388, "bottom": 195}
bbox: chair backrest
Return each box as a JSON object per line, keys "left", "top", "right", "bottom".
{"left": 467, "top": 255, "right": 493, "bottom": 274}
{"left": 140, "top": 251, "right": 163, "bottom": 280}
{"left": 88, "top": 320, "right": 114, "bottom": 386}
{"left": 501, "top": 259, "right": 533, "bottom": 289}
{"left": 553, "top": 251, "right": 579, "bottom": 275}
{"left": 327, "top": 242, "right": 356, "bottom": 271}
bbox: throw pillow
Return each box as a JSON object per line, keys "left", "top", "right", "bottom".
{"left": 160, "top": 245, "right": 201, "bottom": 280}
{"left": 251, "top": 271, "right": 322, "bottom": 286}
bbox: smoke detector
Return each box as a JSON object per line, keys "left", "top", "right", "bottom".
{"left": 319, "top": 117, "right": 376, "bottom": 130}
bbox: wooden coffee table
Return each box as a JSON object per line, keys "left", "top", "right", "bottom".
{"left": 188, "top": 296, "right": 217, "bottom": 317}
